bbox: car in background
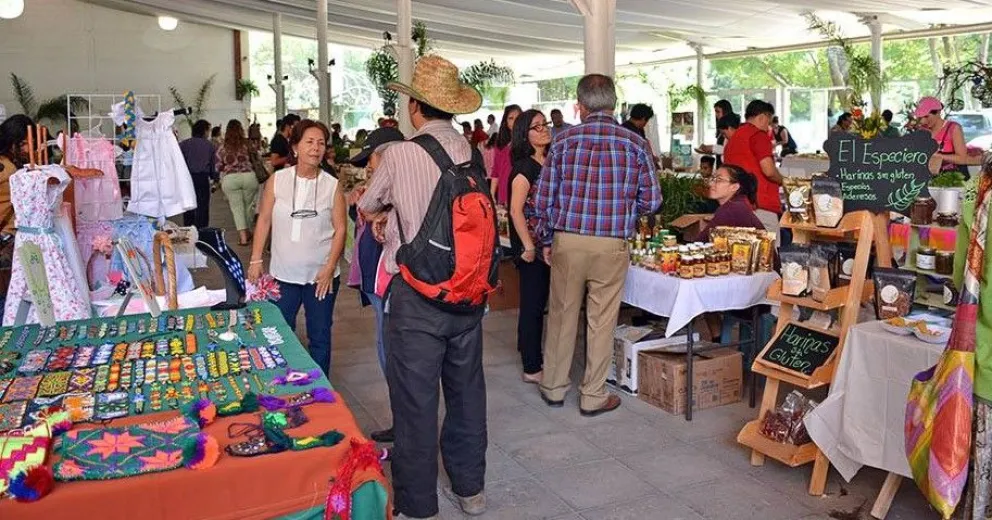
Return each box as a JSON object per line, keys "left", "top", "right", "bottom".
{"left": 950, "top": 111, "right": 992, "bottom": 150}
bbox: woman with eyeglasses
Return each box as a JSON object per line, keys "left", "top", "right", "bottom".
{"left": 509, "top": 109, "right": 552, "bottom": 384}
{"left": 697, "top": 164, "right": 765, "bottom": 242}
{"left": 247, "top": 119, "right": 347, "bottom": 375}
{"left": 913, "top": 96, "right": 982, "bottom": 179}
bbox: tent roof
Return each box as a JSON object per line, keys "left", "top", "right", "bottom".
{"left": 84, "top": 0, "right": 992, "bottom": 75}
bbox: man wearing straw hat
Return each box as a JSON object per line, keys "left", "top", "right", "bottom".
{"left": 358, "top": 55, "right": 488, "bottom": 520}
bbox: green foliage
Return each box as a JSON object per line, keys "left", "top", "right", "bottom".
{"left": 804, "top": 13, "right": 885, "bottom": 106}
{"left": 9, "top": 73, "right": 88, "bottom": 126}
{"left": 930, "top": 171, "right": 966, "bottom": 188}
{"left": 236, "top": 79, "right": 260, "bottom": 100}
{"left": 412, "top": 21, "right": 433, "bottom": 57}
{"left": 537, "top": 76, "right": 581, "bottom": 103}
{"left": 460, "top": 60, "right": 514, "bottom": 90}
{"left": 169, "top": 75, "right": 216, "bottom": 129}
{"left": 364, "top": 21, "right": 433, "bottom": 113}
{"left": 656, "top": 173, "right": 706, "bottom": 225}
{"left": 668, "top": 84, "right": 706, "bottom": 112}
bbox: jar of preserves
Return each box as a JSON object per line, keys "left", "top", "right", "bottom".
{"left": 910, "top": 196, "right": 936, "bottom": 225}
{"left": 663, "top": 235, "right": 678, "bottom": 247}
{"left": 693, "top": 255, "right": 707, "bottom": 278}
{"left": 706, "top": 254, "right": 720, "bottom": 276}
{"left": 679, "top": 254, "right": 694, "bottom": 279}
{"left": 935, "top": 250, "right": 954, "bottom": 275}
{"left": 935, "top": 212, "right": 959, "bottom": 228}
{"left": 916, "top": 246, "right": 936, "bottom": 271}
{"left": 719, "top": 252, "right": 732, "bottom": 275}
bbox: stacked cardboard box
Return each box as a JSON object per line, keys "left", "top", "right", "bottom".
{"left": 637, "top": 347, "right": 742, "bottom": 415}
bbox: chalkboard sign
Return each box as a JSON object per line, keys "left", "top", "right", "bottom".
{"left": 757, "top": 323, "right": 839, "bottom": 379}
{"left": 823, "top": 130, "right": 937, "bottom": 214}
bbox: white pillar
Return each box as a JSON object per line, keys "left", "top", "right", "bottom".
{"left": 868, "top": 17, "right": 883, "bottom": 111}
{"left": 572, "top": 0, "right": 616, "bottom": 77}
{"left": 396, "top": 0, "right": 414, "bottom": 136}
{"left": 694, "top": 44, "right": 706, "bottom": 146}
{"left": 316, "top": 0, "right": 330, "bottom": 124}
{"left": 273, "top": 12, "right": 286, "bottom": 119}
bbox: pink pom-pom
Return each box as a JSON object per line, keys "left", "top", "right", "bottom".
{"left": 8, "top": 466, "right": 54, "bottom": 502}
{"left": 246, "top": 274, "right": 281, "bottom": 302}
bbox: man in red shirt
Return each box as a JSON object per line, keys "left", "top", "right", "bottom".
{"left": 721, "top": 100, "right": 784, "bottom": 235}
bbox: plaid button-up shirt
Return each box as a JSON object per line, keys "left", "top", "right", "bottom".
{"left": 533, "top": 111, "right": 661, "bottom": 246}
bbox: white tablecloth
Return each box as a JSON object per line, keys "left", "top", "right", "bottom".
{"left": 804, "top": 321, "right": 944, "bottom": 481}
{"left": 621, "top": 267, "right": 779, "bottom": 337}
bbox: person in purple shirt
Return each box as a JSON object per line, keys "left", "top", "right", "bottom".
{"left": 178, "top": 119, "right": 217, "bottom": 228}
{"left": 697, "top": 163, "right": 766, "bottom": 242}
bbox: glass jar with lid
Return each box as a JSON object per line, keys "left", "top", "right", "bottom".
{"left": 916, "top": 246, "right": 936, "bottom": 271}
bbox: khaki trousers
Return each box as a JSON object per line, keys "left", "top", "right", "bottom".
{"left": 540, "top": 232, "right": 629, "bottom": 410}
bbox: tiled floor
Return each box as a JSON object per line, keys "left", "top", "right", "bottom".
{"left": 197, "top": 194, "right": 939, "bottom": 520}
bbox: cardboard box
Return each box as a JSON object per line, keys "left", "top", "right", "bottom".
{"left": 637, "top": 347, "right": 742, "bottom": 415}
{"left": 668, "top": 213, "right": 713, "bottom": 243}
{"left": 608, "top": 325, "right": 699, "bottom": 395}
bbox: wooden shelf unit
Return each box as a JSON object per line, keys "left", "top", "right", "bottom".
{"left": 738, "top": 210, "right": 889, "bottom": 497}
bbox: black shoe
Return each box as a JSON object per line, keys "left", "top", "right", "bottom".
{"left": 540, "top": 391, "right": 564, "bottom": 408}
{"left": 370, "top": 427, "right": 394, "bottom": 443}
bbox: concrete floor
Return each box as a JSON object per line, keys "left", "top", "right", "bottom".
{"left": 194, "top": 191, "right": 939, "bottom": 520}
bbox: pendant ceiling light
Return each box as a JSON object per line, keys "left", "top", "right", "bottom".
{"left": 157, "top": 15, "right": 178, "bottom": 31}
{"left": 0, "top": 0, "right": 25, "bottom": 20}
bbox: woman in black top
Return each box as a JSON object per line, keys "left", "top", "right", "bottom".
{"left": 509, "top": 109, "right": 551, "bottom": 383}
{"left": 771, "top": 116, "right": 797, "bottom": 157}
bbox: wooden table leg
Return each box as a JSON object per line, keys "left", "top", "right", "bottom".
{"left": 751, "top": 377, "right": 780, "bottom": 466}
{"left": 870, "top": 472, "right": 903, "bottom": 519}
{"left": 685, "top": 317, "right": 695, "bottom": 421}
{"left": 808, "top": 449, "right": 829, "bottom": 496}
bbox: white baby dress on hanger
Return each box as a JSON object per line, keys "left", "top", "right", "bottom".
{"left": 3, "top": 165, "right": 92, "bottom": 325}
{"left": 121, "top": 110, "right": 197, "bottom": 218}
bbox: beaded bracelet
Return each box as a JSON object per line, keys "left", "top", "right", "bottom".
{"left": 141, "top": 341, "right": 155, "bottom": 359}
{"left": 108, "top": 324, "right": 118, "bottom": 338}
{"left": 249, "top": 347, "right": 266, "bottom": 370}
{"left": 157, "top": 360, "right": 170, "bottom": 384}
{"left": 180, "top": 381, "right": 195, "bottom": 403}
{"left": 144, "top": 359, "right": 157, "bottom": 385}
{"left": 181, "top": 356, "right": 196, "bottom": 381}
{"left": 126, "top": 342, "right": 142, "bottom": 361}
{"left": 94, "top": 343, "right": 114, "bottom": 365}
{"left": 107, "top": 363, "right": 121, "bottom": 392}
{"left": 256, "top": 346, "right": 276, "bottom": 369}
{"left": 238, "top": 347, "right": 252, "bottom": 373}
{"left": 194, "top": 354, "right": 209, "bottom": 380}
{"left": 205, "top": 312, "right": 217, "bottom": 329}
{"left": 94, "top": 364, "right": 110, "bottom": 392}
{"left": 41, "top": 327, "right": 55, "bottom": 345}
{"left": 58, "top": 326, "right": 68, "bottom": 341}
{"left": 228, "top": 376, "right": 245, "bottom": 400}
{"left": 164, "top": 384, "right": 180, "bottom": 409}
{"left": 120, "top": 361, "right": 133, "bottom": 389}
{"left": 119, "top": 319, "right": 128, "bottom": 335}
{"left": 269, "top": 345, "right": 288, "bottom": 367}
{"left": 185, "top": 315, "right": 195, "bottom": 332}
{"left": 168, "top": 357, "right": 181, "bottom": 383}
{"left": 210, "top": 380, "right": 228, "bottom": 403}
{"left": 252, "top": 308, "right": 263, "bottom": 324}
{"left": 169, "top": 337, "right": 184, "bottom": 356}
{"left": 46, "top": 346, "right": 74, "bottom": 372}
{"left": 97, "top": 323, "right": 108, "bottom": 339}
{"left": 206, "top": 352, "right": 220, "bottom": 379}
{"left": 155, "top": 339, "right": 168, "bottom": 357}
{"left": 134, "top": 359, "right": 145, "bottom": 386}
{"left": 133, "top": 390, "right": 145, "bottom": 414}
{"left": 175, "top": 316, "right": 184, "bottom": 331}
{"left": 13, "top": 327, "right": 30, "bottom": 352}
{"left": 137, "top": 319, "right": 147, "bottom": 335}
{"left": 73, "top": 345, "right": 94, "bottom": 369}
{"left": 19, "top": 349, "right": 50, "bottom": 373}
{"left": 197, "top": 380, "right": 210, "bottom": 399}
{"left": 147, "top": 317, "right": 157, "bottom": 334}
{"left": 167, "top": 316, "right": 177, "bottom": 332}
{"left": 227, "top": 351, "right": 241, "bottom": 375}
{"left": 149, "top": 383, "right": 163, "bottom": 411}
{"left": 218, "top": 351, "right": 230, "bottom": 377}
{"left": 157, "top": 315, "right": 167, "bottom": 333}
{"left": 128, "top": 319, "right": 137, "bottom": 334}
{"left": 216, "top": 312, "right": 226, "bottom": 328}
{"left": 112, "top": 342, "right": 128, "bottom": 362}
{"left": 185, "top": 333, "right": 197, "bottom": 355}
{"left": 32, "top": 328, "right": 45, "bottom": 347}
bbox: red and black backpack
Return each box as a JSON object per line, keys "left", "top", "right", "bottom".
{"left": 395, "top": 134, "right": 501, "bottom": 312}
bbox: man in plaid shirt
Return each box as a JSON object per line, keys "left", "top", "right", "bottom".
{"left": 532, "top": 74, "right": 662, "bottom": 416}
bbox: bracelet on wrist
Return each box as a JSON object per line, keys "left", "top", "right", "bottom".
{"left": 249, "top": 259, "right": 263, "bottom": 265}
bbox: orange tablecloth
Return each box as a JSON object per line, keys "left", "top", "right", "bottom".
{"left": 0, "top": 391, "right": 389, "bottom": 520}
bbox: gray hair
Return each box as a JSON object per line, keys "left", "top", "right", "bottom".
{"left": 576, "top": 74, "right": 617, "bottom": 112}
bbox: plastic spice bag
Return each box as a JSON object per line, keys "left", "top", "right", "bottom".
{"left": 872, "top": 267, "right": 917, "bottom": 320}
{"left": 784, "top": 177, "right": 813, "bottom": 224}
{"left": 812, "top": 176, "right": 844, "bottom": 228}
{"left": 810, "top": 242, "right": 838, "bottom": 302}
{"left": 780, "top": 245, "right": 811, "bottom": 296}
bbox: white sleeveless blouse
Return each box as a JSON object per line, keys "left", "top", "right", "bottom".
{"left": 269, "top": 166, "right": 340, "bottom": 284}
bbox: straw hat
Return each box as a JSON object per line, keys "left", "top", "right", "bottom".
{"left": 388, "top": 55, "right": 482, "bottom": 115}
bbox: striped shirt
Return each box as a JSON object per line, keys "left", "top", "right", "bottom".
{"left": 358, "top": 119, "right": 471, "bottom": 274}
{"left": 533, "top": 111, "right": 662, "bottom": 246}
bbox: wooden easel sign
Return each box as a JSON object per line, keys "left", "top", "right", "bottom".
{"left": 16, "top": 242, "right": 55, "bottom": 327}
{"left": 116, "top": 238, "right": 161, "bottom": 317}
{"left": 755, "top": 322, "right": 840, "bottom": 381}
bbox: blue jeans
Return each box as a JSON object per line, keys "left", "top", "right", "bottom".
{"left": 274, "top": 277, "right": 340, "bottom": 375}
{"left": 362, "top": 290, "right": 387, "bottom": 376}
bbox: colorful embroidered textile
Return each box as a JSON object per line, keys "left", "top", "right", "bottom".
{"left": 905, "top": 170, "right": 991, "bottom": 518}
{"left": 54, "top": 415, "right": 205, "bottom": 481}
{"left": 0, "top": 409, "right": 69, "bottom": 494}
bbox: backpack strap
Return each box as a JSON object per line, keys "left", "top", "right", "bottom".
{"left": 410, "top": 134, "right": 456, "bottom": 172}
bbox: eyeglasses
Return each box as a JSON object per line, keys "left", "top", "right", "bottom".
{"left": 529, "top": 122, "right": 551, "bottom": 132}
{"left": 291, "top": 173, "right": 320, "bottom": 219}
{"left": 706, "top": 177, "right": 734, "bottom": 185}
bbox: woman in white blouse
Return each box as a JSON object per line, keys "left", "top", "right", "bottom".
{"left": 247, "top": 120, "right": 346, "bottom": 375}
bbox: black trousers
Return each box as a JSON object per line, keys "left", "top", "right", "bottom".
{"left": 385, "top": 278, "right": 487, "bottom": 518}
{"left": 517, "top": 259, "right": 550, "bottom": 374}
{"left": 183, "top": 172, "right": 212, "bottom": 229}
